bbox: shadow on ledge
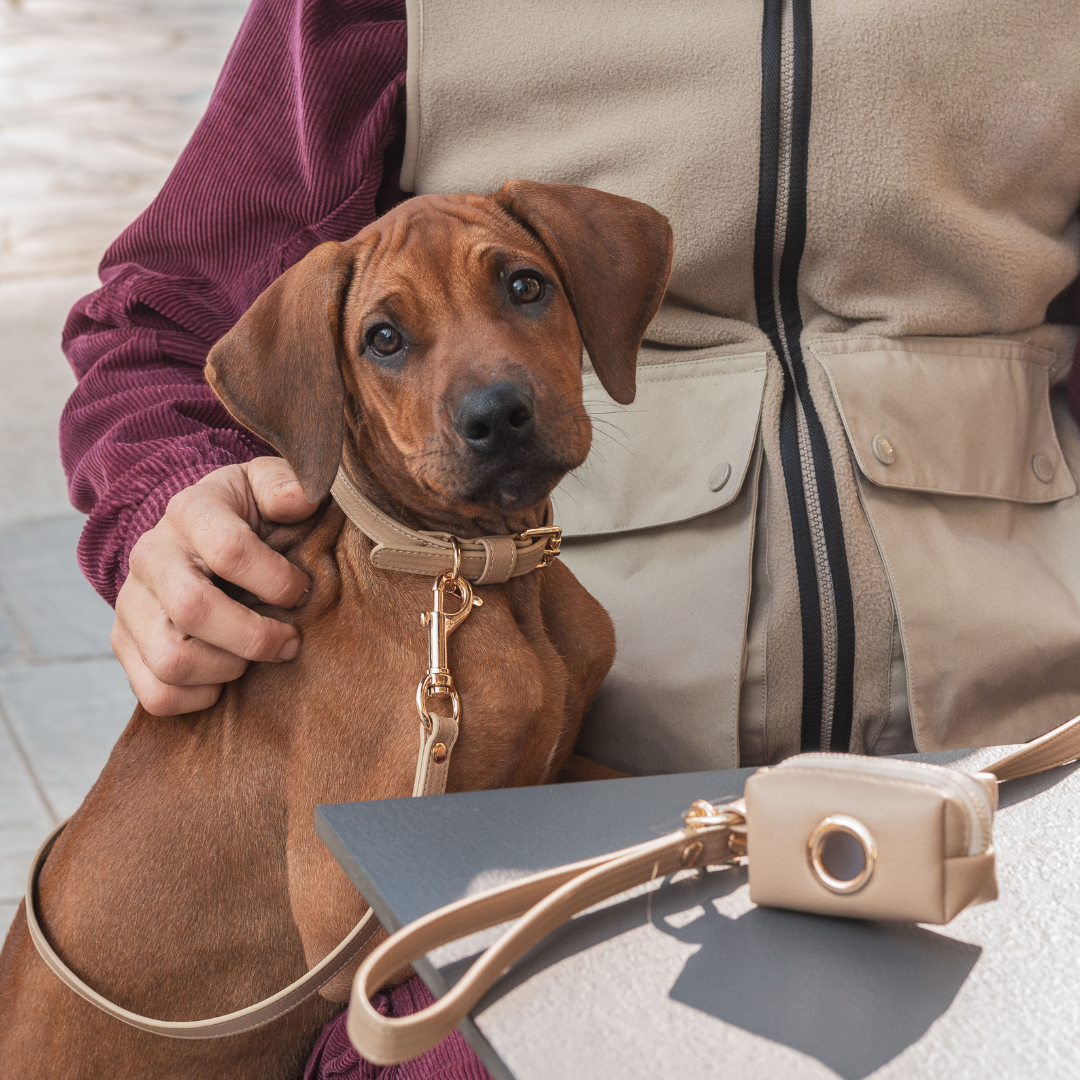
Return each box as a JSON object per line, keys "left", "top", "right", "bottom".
{"left": 658, "top": 873, "right": 978, "bottom": 1079}
{"left": 470, "top": 865, "right": 979, "bottom": 1080}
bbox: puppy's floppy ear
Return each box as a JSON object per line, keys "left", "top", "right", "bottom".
{"left": 206, "top": 240, "right": 356, "bottom": 504}
{"left": 493, "top": 181, "right": 673, "bottom": 405}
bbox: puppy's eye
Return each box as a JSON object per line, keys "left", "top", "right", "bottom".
{"left": 509, "top": 273, "right": 544, "bottom": 304}
{"left": 367, "top": 325, "right": 402, "bottom": 356}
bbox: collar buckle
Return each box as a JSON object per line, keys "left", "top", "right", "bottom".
{"left": 518, "top": 524, "right": 563, "bottom": 568}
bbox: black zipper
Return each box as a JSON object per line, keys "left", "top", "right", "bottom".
{"left": 753, "top": 0, "right": 855, "bottom": 753}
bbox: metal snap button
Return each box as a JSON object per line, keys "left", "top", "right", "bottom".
{"left": 807, "top": 815, "right": 877, "bottom": 895}
{"left": 872, "top": 435, "right": 896, "bottom": 466}
{"left": 708, "top": 462, "right": 732, "bottom": 492}
{"left": 1032, "top": 453, "right": 1055, "bottom": 483}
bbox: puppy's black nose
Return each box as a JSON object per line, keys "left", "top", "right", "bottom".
{"left": 453, "top": 381, "right": 535, "bottom": 452}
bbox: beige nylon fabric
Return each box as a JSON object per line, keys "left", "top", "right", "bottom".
{"left": 405, "top": 0, "right": 1080, "bottom": 765}
{"left": 555, "top": 357, "right": 766, "bottom": 774}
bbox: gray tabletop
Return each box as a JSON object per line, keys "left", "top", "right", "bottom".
{"left": 316, "top": 748, "right": 1080, "bottom": 1080}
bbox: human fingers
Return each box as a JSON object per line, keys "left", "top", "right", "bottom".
{"left": 129, "top": 523, "right": 303, "bottom": 664}
{"left": 116, "top": 574, "right": 252, "bottom": 686}
{"left": 243, "top": 455, "right": 322, "bottom": 527}
{"left": 166, "top": 469, "right": 311, "bottom": 609}
{"left": 111, "top": 615, "right": 225, "bottom": 717}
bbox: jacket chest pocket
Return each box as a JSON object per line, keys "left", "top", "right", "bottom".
{"left": 553, "top": 354, "right": 766, "bottom": 775}
{"left": 811, "top": 336, "right": 1080, "bottom": 750}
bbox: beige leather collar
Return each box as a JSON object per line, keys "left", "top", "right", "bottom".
{"left": 330, "top": 467, "right": 562, "bottom": 585}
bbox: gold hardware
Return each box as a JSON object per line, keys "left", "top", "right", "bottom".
{"left": 679, "top": 840, "right": 704, "bottom": 868}
{"left": 518, "top": 524, "right": 563, "bottom": 568}
{"left": 415, "top": 557, "right": 478, "bottom": 734}
{"left": 683, "top": 799, "right": 744, "bottom": 832}
{"left": 679, "top": 799, "right": 747, "bottom": 867}
{"left": 431, "top": 743, "right": 448, "bottom": 764}
{"left": 449, "top": 535, "right": 462, "bottom": 581}
{"left": 807, "top": 815, "right": 877, "bottom": 895}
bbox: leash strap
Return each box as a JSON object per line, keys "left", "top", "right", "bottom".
{"left": 32, "top": 658, "right": 1075, "bottom": 1049}
{"left": 331, "top": 469, "right": 561, "bottom": 585}
{"left": 346, "top": 713, "right": 1080, "bottom": 1065}
{"left": 25, "top": 819, "right": 377, "bottom": 1039}
{"left": 23, "top": 691, "right": 466, "bottom": 1038}
{"left": 983, "top": 712, "right": 1080, "bottom": 782}
{"left": 347, "top": 808, "right": 746, "bottom": 1065}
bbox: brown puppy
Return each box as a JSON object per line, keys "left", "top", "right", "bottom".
{"left": 0, "top": 181, "right": 672, "bottom": 1079}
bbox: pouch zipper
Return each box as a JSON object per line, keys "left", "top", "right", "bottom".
{"left": 775, "top": 753, "right": 994, "bottom": 856}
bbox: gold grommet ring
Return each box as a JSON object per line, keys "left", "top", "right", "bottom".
{"left": 807, "top": 815, "right": 877, "bottom": 895}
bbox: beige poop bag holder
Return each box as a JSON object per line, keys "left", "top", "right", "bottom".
{"left": 348, "top": 714, "right": 1080, "bottom": 1065}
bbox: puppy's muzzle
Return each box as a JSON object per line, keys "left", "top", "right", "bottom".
{"left": 453, "top": 380, "right": 536, "bottom": 454}
{"left": 448, "top": 378, "right": 573, "bottom": 510}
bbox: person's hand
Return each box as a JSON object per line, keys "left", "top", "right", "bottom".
{"left": 113, "top": 457, "right": 318, "bottom": 715}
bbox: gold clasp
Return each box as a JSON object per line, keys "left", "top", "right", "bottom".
{"left": 684, "top": 799, "right": 743, "bottom": 831}
{"left": 518, "top": 524, "right": 563, "bottom": 568}
{"left": 682, "top": 798, "right": 748, "bottom": 865}
{"left": 416, "top": 539, "right": 482, "bottom": 731}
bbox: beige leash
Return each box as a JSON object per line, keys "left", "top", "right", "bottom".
{"left": 24, "top": 473, "right": 564, "bottom": 1038}
{"left": 25, "top": 821, "right": 379, "bottom": 1039}
{"left": 347, "top": 714, "right": 1080, "bottom": 1065}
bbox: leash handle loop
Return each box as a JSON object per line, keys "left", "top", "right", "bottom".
{"left": 346, "top": 814, "right": 743, "bottom": 1065}
{"left": 347, "top": 714, "right": 1080, "bottom": 1065}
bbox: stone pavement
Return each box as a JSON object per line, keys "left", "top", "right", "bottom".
{"left": 0, "top": 0, "right": 248, "bottom": 940}
{"left": 0, "top": 516, "right": 132, "bottom": 936}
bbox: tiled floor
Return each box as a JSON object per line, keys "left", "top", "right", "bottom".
{"left": 0, "top": 0, "right": 248, "bottom": 941}
{"left": 0, "top": 515, "right": 134, "bottom": 937}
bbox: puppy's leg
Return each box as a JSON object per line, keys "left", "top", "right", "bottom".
{"left": 0, "top": 705, "right": 333, "bottom": 1080}
{"left": 537, "top": 559, "right": 618, "bottom": 778}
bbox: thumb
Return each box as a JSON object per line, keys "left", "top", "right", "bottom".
{"left": 245, "top": 456, "right": 322, "bottom": 525}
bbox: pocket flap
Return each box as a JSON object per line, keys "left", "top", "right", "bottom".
{"left": 810, "top": 338, "right": 1077, "bottom": 504}
{"left": 553, "top": 354, "right": 766, "bottom": 537}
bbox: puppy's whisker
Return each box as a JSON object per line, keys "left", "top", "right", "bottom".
{"left": 586, "top": 428, "right": 632, "bottom": 457}
{"left": 553, "top": 483, "right": 586, "bottom": 506}
{"left": 404, "top": 448, "right": 446, "bottom": 464}
{"left": 591, "top": 416, "right": 630, "bottom": 434}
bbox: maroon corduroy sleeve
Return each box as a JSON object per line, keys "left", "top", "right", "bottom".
{"left": 60, "top": 0, "right": 407, "bottom": 605}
